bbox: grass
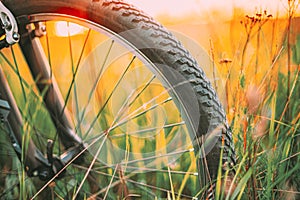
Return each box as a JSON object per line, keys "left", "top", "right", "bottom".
{"left": 0, "top": 3, "right": 299, "bottom": 200}
{"left": 212, "top": 5, "right": 300, "bottom": 199}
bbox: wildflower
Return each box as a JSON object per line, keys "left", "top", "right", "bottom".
{"left": 252, "top": 116, "right": 268, "bottom": 140}
{"left": 245, "top": 85, "right": 263, "bottom": 114}
{"left": 219, "top": 58, "right": 232, "bottom": 64}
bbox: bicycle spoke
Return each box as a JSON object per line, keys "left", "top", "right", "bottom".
{"left": 110, "top": 121, "right": 185, "bottom": 138}
{"left": 103, "top": 76, "right": 175, "bottom": 133}
{"left": 102, "top": 163, "right": 118, "bottom": 199}
{"left": 75, "top": 39, "right": 114, "bottom": 135}
{"left": 73, "top": 134, "right": 108, "bottom": 199}
{"left": 75, "top": 164, "right": 191, "bottom": 199}
{"left": 79, "top": 163, "right": 197, "bottom": 177}
{"left": 126, "top": 75, "right": 156, "bottom": 109}
{"left": 109, "top": 79, "right": 192, "bottom": 133}
{"left": 120, "top": 148, "right": 194, "bottom": 166}
{"left": 32, "top": 131, "right": 107, "bottom": 199}
{"left": 85, "top": 163, "right": 197, "bottom": 199}
{"left": 120, "top": 166, "right": 198, "bottom": 176}
{"left": 62, "top": 28, "right": 91, "bottom": 116}
{"left": 67, "top": 28, "right": 92, "bottom": 137}
{"left": 87, "top": 147, "right": 195, "bottom": 172}
{"left": 83, "top": 55, "right": 136, "bottom": 137}
{"left": 126, "top": 179, "right": 197, "bottom": 199}
{"left": 106, "top": 74, "right": 156, "bottom": 129}
{"left": 109, "top": 96, "right": 172, "bottom": 133}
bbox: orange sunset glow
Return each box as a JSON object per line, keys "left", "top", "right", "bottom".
{"left": 128, "top": 0, "right": 300, "bottom": 126}
{"left": 128, "top": 0, "right": 300, "bottom": 17}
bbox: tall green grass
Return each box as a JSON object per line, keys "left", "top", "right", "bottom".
{"left": 216, "top": 6, "right": 300, "bottom": 199}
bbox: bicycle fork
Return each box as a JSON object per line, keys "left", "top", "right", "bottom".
{"left": 0, "top": 2, "right": 85, "bottom": 180}
{"left": 0, "top": 61, "right": 83, "bottom": 180}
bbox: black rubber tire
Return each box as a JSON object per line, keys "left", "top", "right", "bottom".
{"left": 3, "top": 0, "right": 236, "bottom": 198}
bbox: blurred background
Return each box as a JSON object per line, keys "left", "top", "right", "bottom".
{"left": 126, "top": 1, "right": 300, "bottom": 199}
{"left": 127, "top": 0, "right": 300, "bottom": 120}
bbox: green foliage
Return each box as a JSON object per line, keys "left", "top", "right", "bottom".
{"left": 292, "top": 34, "right": 300, "bottom": 65}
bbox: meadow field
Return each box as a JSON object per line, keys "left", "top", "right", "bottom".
{"left": 160, "top": 5, "right": 300, "bottom": 200}
{"left": 0, "top": 1, "right": 299, "bottom": 200}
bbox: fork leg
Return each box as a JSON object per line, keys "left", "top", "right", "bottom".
{"left": 18, "top": 24, "right": 82, "bottom": 149}
{"left": 0, "top": 67, "right": 49, "bottom": 176}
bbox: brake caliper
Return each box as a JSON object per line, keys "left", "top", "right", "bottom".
{"left": 0, "top": 2, "right": 19, "bottom": 49}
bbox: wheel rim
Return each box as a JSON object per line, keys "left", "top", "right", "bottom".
{"left": 0, "top": 14, "right": 202, "bottom": 199}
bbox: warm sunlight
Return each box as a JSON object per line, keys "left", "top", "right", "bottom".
{"left": 127, "top": 0, "right": 299, "bottom": 17}
{"left": 55, "top": 21, "right": 86, "bottom": 37}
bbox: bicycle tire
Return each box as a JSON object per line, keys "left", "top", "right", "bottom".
{"left": 1, "top": 0, "right": 236, "bottom": 199}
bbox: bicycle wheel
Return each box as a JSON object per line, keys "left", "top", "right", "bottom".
{"left": 0, "top": 0, "right": 236, "bottom": 199}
